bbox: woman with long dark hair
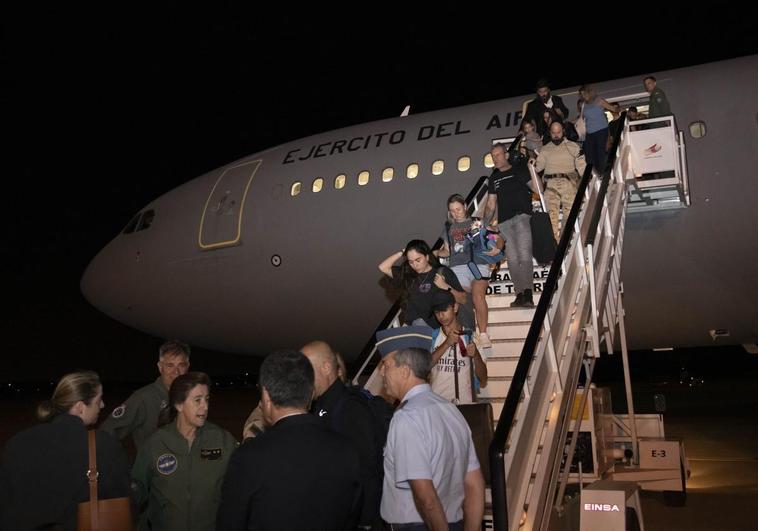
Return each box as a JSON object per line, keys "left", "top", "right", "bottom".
{"left": 0, "top": 371, "right": 131, "bottom": 531}
{"left": 131, "top": 372, "right": 237, "bottom": 531}
{"left": 378, "top": 239, "right": 468, "bottom": 328}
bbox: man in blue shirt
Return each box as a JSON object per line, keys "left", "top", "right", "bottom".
{"left": 376, "top": 326, "right": 485, "bottom": 531}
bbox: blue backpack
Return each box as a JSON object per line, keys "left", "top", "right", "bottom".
{"left": 466, "top": 225, "right": 504, "bottom": 265}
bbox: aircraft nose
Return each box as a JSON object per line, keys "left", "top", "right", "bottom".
{"left": 80, "top": 237, "right": 141, "bottom": 319}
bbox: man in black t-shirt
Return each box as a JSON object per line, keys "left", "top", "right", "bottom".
{"left": 482, "top": 143, "right": 535, "bottom": 307}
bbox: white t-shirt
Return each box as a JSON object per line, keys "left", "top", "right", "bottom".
{"left": 430, "top": 330, "right": 474, "bottom": 403}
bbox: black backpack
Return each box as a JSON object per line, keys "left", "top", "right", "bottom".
{"left": 331, "top": 386, "right": 394, "bottom": 476}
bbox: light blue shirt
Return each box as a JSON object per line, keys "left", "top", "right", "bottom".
{"left": 380, "top": 384, "right": 480, "bottom": 524}
{"left": 583, "top": 100, "right": 609, "bottom": 134}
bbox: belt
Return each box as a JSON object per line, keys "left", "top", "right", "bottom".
{"left": 545, "top": 172, "right": 577, "bottom": 179}
{"left": 390, "top": 521, "right": 464, "bottom": 530}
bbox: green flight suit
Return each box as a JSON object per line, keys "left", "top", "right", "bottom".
{"left": 101, "top": 378, "right": 168, "bottom": 449}
{"left": 131, "top": 421, "right": 238, "bottom": 531}
{"left": 648, "top": 87, "right": 671, "bottom": 118}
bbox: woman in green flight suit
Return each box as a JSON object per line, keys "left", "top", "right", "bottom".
{"left": 132, "top": 372, "right": 237, "bottom": 531}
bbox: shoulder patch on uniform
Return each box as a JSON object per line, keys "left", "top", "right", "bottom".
{"left": 112, "top": 404, "right": 126, "bottom": 418}
{"left": 156, "top": 453, "right": 178, "bottom": 475}
{"left": 160, "top": 400, "right": 168, "bottom": 410}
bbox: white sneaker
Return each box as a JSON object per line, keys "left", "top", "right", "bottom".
{"left": 477, "top": 332, "right": 492, "bottom": 350}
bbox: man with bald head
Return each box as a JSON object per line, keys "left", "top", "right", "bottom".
{"left": 534, "top": 121, "right": 586, "bottom": 241}
{"left": 302, "top": 341, "right": 382, "bottom": 530}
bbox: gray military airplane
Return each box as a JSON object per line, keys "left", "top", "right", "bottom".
{"left": 81, "top": 54, "right": 758, "bottom": 359}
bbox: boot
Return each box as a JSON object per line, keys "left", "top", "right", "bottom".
{"left": 510, "top": 291, "right": 524, "bottom": 307}
{"left": 522, "top": 289, "right": 534, "bottom": 307}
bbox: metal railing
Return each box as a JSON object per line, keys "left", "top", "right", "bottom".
{"left": 489, "top": 116, "right": 628, "bottom": 531}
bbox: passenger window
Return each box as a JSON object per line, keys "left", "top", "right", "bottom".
{"left": 484, "top": 154, "right": 494, "bottom": 168}
{"left": 334, "top": 174, "right": 346, "bottom": 189}
{"left": 458, "top": 156, "right": 471, "bottom": 172}
{"left": 358, "top": 171, "right": 370, "bottom": 186}
{"left": 136, "top": 210, "right": 155, "bottom": 231}
{"left": 689, "top": 121, "right": 706, "bottom": 138}
{"left": 406, "top": 163, "right": 419, "bottom": 179}
{"left": 123, "top": 213, "right": 140, "bottom": 234}
{"left": 290, "top": 182, "right": 302, "bottom": 196}
{"left": 432, "top": 160, "right": 444, "bottom": 175}
{"left": 312, "top": 178, "right": 324, "bottom": 193}
{"left": 382, "top": 167, "right": 394, "bottom": 182}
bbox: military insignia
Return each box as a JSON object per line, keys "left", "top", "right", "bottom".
{"left": 160, "top": 400, "right": 168, "bottom": 409}
{"left": 157, "top": 454, "right": 178, "bottom": 475}
{"left": 200, "top": 448, "right": 222, "bottom": 460}
{"left": 112, "top": 404, "right": 126, "bottom": 418}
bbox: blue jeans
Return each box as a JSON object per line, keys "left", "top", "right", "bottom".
{"left": 499, "top": 213, "right": 533, "bottom": 294}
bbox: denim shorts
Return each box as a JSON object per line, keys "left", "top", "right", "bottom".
{"left": 451, "top": 264, "right": 491, "bottom": 290}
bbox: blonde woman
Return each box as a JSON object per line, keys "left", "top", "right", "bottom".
{"left": 0, "top": 371, "right": 131, "bottom": 530}
{"left": 577, "top": 84, "right": 617, "bottom": 174}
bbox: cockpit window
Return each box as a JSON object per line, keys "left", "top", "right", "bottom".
{"left": 136, "top": 210, "right": 155, "bottom": 231}
{"left": 123, "top": 213, "right": 141, "bottom": 234}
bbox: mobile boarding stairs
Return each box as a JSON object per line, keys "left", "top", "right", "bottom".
{"left": 352, "top": 114, "right": 690, "bottom": 531}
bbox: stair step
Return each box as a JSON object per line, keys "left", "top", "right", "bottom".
{"left": 488, "top": 306, "right": 537, "bottom": 323}
{"left": 491, "top": 339, "right": 525, "bottom": 357}
{"left": 487, "top": 291, "right": 543, "bottom": 307}
{"left": 478, "top": 376, "right": 511, "bottom": 399}
{"left": 488, "top": 322, "right": 532, "bottom": 340}
{"left": 486, "top": 357, "right": 520, "bottom": 377}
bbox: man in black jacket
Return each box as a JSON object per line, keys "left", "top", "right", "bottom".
{"left": 524, "top": 79, "right": 570, "bottom": 137}
{"left": 216, "top": 351, "right": 362, "bottom": 531}
{"left": 303, "top": 340, "right": 382, "bottom": 530}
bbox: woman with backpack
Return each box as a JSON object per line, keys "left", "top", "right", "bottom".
{"left": 433, "top": 194, "right": 502, "bottom": 349}
{"left": 378, "top": 239, "right": 468, "bottom": 329}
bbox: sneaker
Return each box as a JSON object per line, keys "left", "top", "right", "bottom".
{"left": 477, "top": 332, "right": 492, "bottom": 349}
{"left": 510, "top": 292, "right": 524, "bottom": 307}
{"left": 522, "top": 289, "right": 534, "bottom": 307}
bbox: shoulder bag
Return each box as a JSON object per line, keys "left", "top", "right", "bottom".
{"left": 77, "top": 430, "right": 133, "bottom": 531}
{"left": 574, "top": 102, "right": 586, "bottom": 141}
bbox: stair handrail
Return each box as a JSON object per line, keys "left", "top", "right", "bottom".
{"left": 489, "top": 114, "right": 627, "bottom": 531}
{"left": 351, "top": 175, "right": 490, "bottom": 384}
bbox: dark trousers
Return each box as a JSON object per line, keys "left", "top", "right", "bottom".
{"left": 584, "top": 128, "right": 609, "bottom": 174}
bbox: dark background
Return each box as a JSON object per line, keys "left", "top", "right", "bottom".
{"left": 4, "top": 5, "right": 758, "bottom": 384}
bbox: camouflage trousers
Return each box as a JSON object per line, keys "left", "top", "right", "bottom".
{"left": 544, "top": 176, "right": 578, "bottom": 241}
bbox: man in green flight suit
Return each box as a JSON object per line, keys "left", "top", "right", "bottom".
{"left": 101, "top": 340, "right": 190, "bottom": 449}
{"left": 644, "top": 75, "right": 672, "bottom": 118}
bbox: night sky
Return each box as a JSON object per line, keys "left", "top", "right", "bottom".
{"left": 5, "top": 6, "right": 758, "bottom": 382}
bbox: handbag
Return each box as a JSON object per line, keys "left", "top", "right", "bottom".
{"left": 77, "top": 430, "right": 133, "bottom": 531}
{"left": 451, "top": 340, "right": 494, "bottom": 482}
{"left": 574, "top": 102, "right": 586, "bottom": 141}
{"left": 530, "top": 211, "right": 557, "bottom": 266}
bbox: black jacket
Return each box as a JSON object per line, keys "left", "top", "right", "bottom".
{"left": 524, "top": 94, "right": 570, "bottom": 136}
{"left": 313, "top": 380, "right": 381, "bottom": 528}
{"left": 0, "top": 414, "right": 131, "bottom": 531}
{"left": 216, "top": 413, "right": 362, "bottom": 531}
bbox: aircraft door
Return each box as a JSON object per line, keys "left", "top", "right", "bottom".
{"left": 198, "top": 159, "right": 261, "bottom": 250}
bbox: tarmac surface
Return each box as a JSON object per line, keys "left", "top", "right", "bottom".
{"left": 1, "top": 354, "right": 756, "bottom": 531}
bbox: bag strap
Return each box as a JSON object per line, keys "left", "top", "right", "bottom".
{"left": 444, "top": 220, "right": 453, "bottom": 256}
{"left": 87, "top": 429, "right": 99, "bottom": 531}
{"left": 452, "top": 342, "right": 460, "bottom": 404}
